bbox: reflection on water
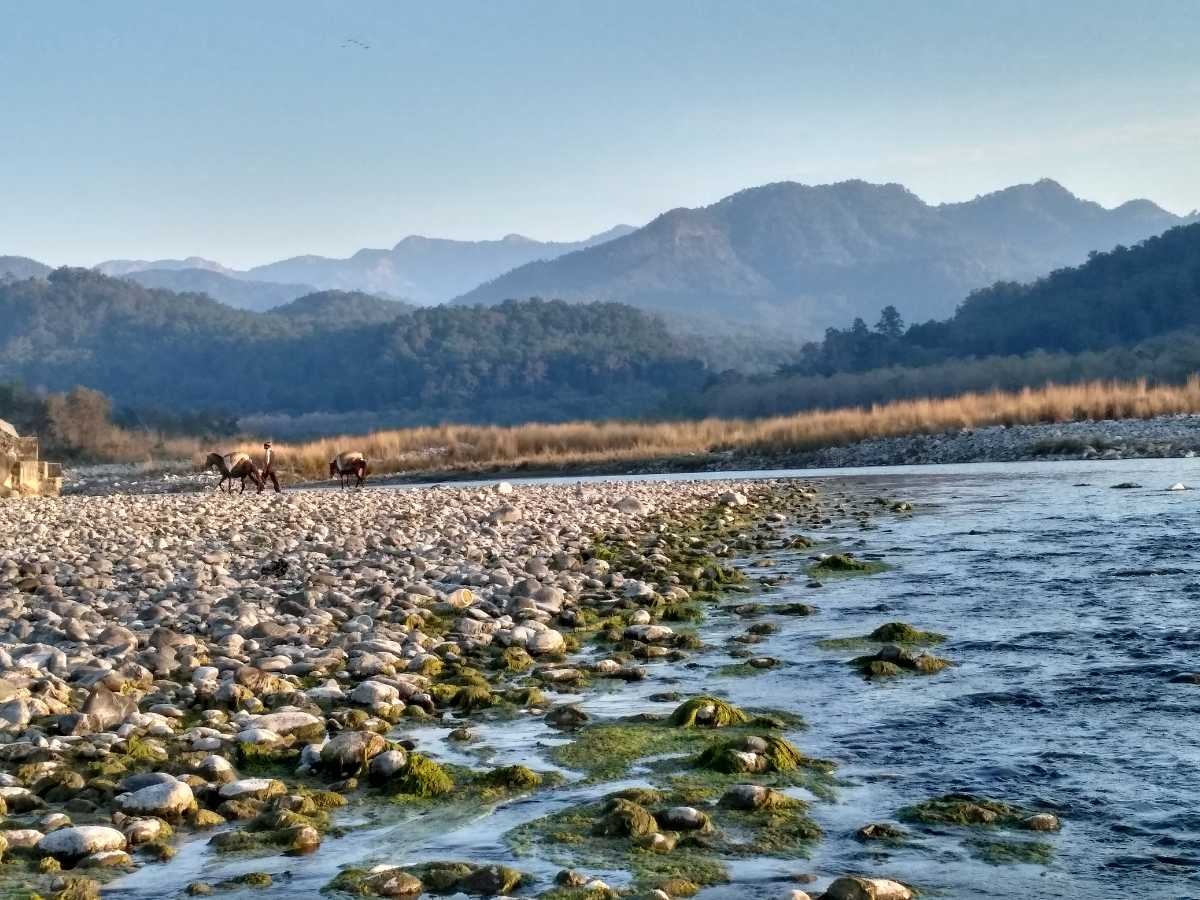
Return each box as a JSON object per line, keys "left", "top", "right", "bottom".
{"left": 114, "top": 458, "right": 1200, "bottom": 898}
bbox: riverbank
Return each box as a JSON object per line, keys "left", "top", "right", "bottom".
{"left": 0, "top": 478, "right": 915, "bottom": 898}
{"left": 63, "top": 413, "right": 1200, "bottom": 495}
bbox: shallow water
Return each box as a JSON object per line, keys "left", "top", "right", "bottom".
{"left": 112, "top": 458, "right": 1200, "bottom": 898}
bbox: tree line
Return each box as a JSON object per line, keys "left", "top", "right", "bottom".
{"left": 0, "top": 269, "right": 708, "bottom": 425}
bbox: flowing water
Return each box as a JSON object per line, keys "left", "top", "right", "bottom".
{"left": 113, "top": 458, "right": 1200, "bottom": 898}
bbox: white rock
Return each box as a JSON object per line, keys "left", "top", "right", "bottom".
{"left": 117, "top": 778, "right": 194, "bottom": 818}
{"left": 218, "top": 777, "right": 283, "bottom": 800}
{"left": 350, "top": 680, "right": 400, "bottom": 707}
{"left": 528, "top": 629, "right": 566, "bottom": 654}
{"left": 38, "top": 825, "right": 126, "bottom": 859}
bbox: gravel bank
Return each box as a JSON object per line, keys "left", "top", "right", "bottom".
{"left": 0, "top": 478, "right": 895, "bottom": 896}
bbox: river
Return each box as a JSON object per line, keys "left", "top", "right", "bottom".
{"left": 112, "top": 458, "right": 1200, "bottom": 898}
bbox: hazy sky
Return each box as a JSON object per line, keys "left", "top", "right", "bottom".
{"left": 2, "top": 0, "right": 1198, "bottom": 268}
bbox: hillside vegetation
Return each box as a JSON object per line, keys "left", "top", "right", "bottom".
{"left": 0, "top": 269, "right": 706, "bottom": 424}
{"left": 694, "top": 223, "right": 1200, "bottom": 417}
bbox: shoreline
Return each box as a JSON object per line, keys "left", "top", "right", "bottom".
{"left": 58, "top": 413, "right": 1200, "bottom": 496}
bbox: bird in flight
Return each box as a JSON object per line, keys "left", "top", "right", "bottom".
{"left": 340, "top": 38, "right": 370, "bottom": 50}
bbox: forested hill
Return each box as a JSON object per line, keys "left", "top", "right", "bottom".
{"left": 692, "top": 223, "right": 1200, "bottom": 417}
{"left": 795, "top": 221, "right": 1200, "bottom": 375}
{"left": 0, "top": 269, "right": 706, "bottom": 423}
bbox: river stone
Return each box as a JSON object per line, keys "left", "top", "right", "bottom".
{"left": 720, "top": 784, "right": 774, "bottom": 810}
{"left": 823, "top": 876, "right": 913, "bottom": 900}
{"left": 350, "top": 681, "right": 400, "bottom": 707}
{"left": 117, "top": 779, "right": 195, "bottom": 820}
{"left": 545, "top": 705, "right": 589, "bottom": 727}
{"left": 122, "top": 817, "right": 168, "bottom": 845}
{"left": 458, "top": 864, "right": 525, "bottom": 896}
{"left": 1021, "top": 813, "right": 1061, "bottom": 832}
{"left": 81, "top": 684, "right": 138, "bottom": 731}
{"left": 655, "top": 806, "right": 709, "bottom": 831}
{"left": 250, "top": 710, "right": 324, "bottom": 740}
{"left": 2, "top": 828, "right": 43, "bottom": 849}
{"left": 38, "top": 825, "right": 126, "bottom": 859}
{"left": 487, "top": 505, "right": 523, "bottom": 525}
{"left": 321, "top": 731, "right": 388, "bottom": 776}
{"left": 365, "top": 868, "right": 424, "bottom": 897}
{"left": 614, "top": 497, "right": 647, "bottom": 515}
{"left": 528, "top": 629, "right": 565, "bottom": 654}
{"left": 218, "top": 778, "right": 285, "bottom": 801}
{"left": 368, "top": 749, "right": 409, "bottom": 783}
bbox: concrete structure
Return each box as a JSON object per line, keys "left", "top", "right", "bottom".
{"left": 0, "top": 419, "right": 62, "bottom": 497}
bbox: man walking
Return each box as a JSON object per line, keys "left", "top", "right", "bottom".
{"left": 261, "top": 441, "right": 281, "bottom": 493}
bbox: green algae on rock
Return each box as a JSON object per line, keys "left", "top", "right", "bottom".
{"left": 849, "top": 644, "right": 952, "bottom": 679}
{"left": 807, "top": 554, "right": 887, "bottom": 577}
{"left": 668, "top": 697, "right": 752, "bottom": 728}
{"left": 819, "top": 622, "right": 947, "bottom": 650}
{"left": 900, "top": 794, "right": 1061, "bottom": 833}
{"left": 391, "top": 753, "right": 455, "bottom": 799}
{"left": 549, "top": 722, "right": 714, "bottom": 782}
{"left": 967, "top": 837, "right": 1056, "bottom": 866}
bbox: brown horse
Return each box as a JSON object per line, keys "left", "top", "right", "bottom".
{"left": 205, "top": 452, "right": 263, "bottom": 494}
{"left": 329, "top": 451, "right": 368, "bottom": 489}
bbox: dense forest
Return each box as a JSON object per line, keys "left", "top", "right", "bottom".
{"left": 692, "top": 223, "right": 1200, "bottom": 416}
{"left": 0, "top": 269, "right": 707, "bottom": 425}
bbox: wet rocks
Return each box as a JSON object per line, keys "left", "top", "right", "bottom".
{"left": 822, "top": 876, "right": 913, "bottom": 900}
{"left": 115, "top": 777, "right": 195, "bottom": 820}
{"left": 320, "top": 731, "right": 388, "bottom": 778}
{"left": 38, "top": 825, "right": 126, "bottom": 860}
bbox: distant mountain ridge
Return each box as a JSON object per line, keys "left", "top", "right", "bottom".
{"left": 0, "top": 256, "right": 52, "bottom": 280}
{"left": 452, "top": 179, "right": 1198, "bottom": 336}
{"left": 242, "top": 225, "right": 636, "bottom": 304}
{"left": 84, "top": 225, "right": 636, "bottom": 309}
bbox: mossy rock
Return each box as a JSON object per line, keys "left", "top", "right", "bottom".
{"left": 967, "top": 837, "right": 1055, "bottom": 865}
{"left": 496, "top": 647, "right": 535, "bottom": 673}
{"left": 222, "top": 872, "right": 273, "bottom": 888}
{"left": 654, "top": 878, "right": 700, "bottom": 897}
{"left": 808, "top": 554, "right": 886, "bottom": 577}
{"left": 474, "top": 765, "right": 547, "bottom": 801}
{"left": 900, "top": 793, "right": 1027, "bottom": 827}
{"left": 237, "top": 744, "right": 301, "bottom": 775}
{"left": 820, "top": 621, "right": 946, "bottom": 650}
{"left": 450, "top": 685, "right": 498, "bottom": 713}
{"left": 593, "top": 798, "right": 658, "bottom": 838}
{"left": 693, "top": 735, "right": 827, "bottom": 775}
{"left": 392, "top": 753, "right": 454, "bottom": 799}
{"left": 849, "top": 645, "right": 951, "bottom": 679}
{"left": 869, "top": 622, "right": 945, "bottom": 644}
{"left": 49, "top": 878, "right": 101, "bottom": 900}
{"left": 503, "top": 687, "right": 546, "bottom": 707}
{"left": 669, "top": 697, "right": 751, "bottom": 728}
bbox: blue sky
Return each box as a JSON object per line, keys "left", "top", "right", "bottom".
{"left": 2, "top": 0, "right": 1197, "bottom": 268}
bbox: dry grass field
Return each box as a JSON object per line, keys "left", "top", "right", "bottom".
{"left": 191, "top": 377, "right": 1200, "bottom": 482}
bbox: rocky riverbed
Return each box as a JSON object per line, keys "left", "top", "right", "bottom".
{"left": 0, "top": 478, "right": 923, "bottom": 899}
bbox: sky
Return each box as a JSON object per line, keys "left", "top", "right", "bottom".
{"left": 2, "top": 0, "right": 1198, "bottom": 269}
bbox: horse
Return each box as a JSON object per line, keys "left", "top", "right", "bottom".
{"left": 205, "top": 452, "right": 263, "bottom": 494}
{"left": 329, "top": 451, "right": 368, "bottom": 489}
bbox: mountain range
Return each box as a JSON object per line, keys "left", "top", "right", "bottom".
{"left": 4, "top": 178, "right": 1195, "bottom": 340}
{"left": 81, "top": 226, "right": 637, "bottom": 311}
{"left": 452, "top": 179, "right": 1198, "bottom": 334}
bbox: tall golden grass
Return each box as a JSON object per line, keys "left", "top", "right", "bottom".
{"left": 200, "top": 376, "right": 1200, "bottom": 482}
